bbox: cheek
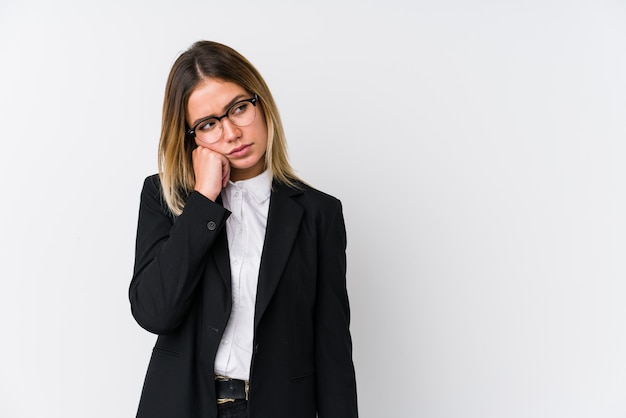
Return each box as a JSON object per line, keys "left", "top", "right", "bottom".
{"left": 195, "top": 137, "right": 224, "bottom": 152}
{"left": 258, "top": 130, "right": 269, "bottom": 150}
{"left": 256, "top": 123, "right": 269, "bottom": 148}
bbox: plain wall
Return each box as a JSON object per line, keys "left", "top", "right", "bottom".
{"left": 1, "top": 0, "right": 625, "bottom": 417}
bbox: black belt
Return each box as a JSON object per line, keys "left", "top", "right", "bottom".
{"left": 215, "top": 375, "right": 249, "bottom": 403}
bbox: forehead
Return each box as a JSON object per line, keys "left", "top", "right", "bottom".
{"left": 186, "top": 78, "right": 248, "bottom": 121}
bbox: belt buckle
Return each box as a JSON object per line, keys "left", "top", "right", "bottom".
{"left": 215, "top": 375, "right": 249, "bottom": 402}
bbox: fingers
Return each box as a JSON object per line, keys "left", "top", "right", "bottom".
{"left": 221, "top": 156, "right": 231, "bottom": 188}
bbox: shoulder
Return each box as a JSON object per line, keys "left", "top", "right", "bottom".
{"left": 140, "top": 174, "right": 165, "bottom": 204}
{"left": 142, "top": 173, "right": 162, "bottom": 192}
{"left": 139, "top": 174, "right": 175, "bottom": 219}
{"left": 301, "top": 182, "right": 341, "bottom": 209}
{"left": 274, "top": 179, "right": 343, "bottom": 216}
{"left": 280, "top": 180, "right": 347, "bottom": 242}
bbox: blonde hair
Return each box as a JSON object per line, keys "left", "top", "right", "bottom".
{"left": 158, "top": 40, "right": 301, "bottom": 215}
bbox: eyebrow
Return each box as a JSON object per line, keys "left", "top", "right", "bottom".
{"left": 191, "top": 94, "right": 248, "bottom": 127}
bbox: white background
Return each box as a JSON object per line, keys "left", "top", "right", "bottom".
{"left": 1, "top": 0, "right": 625, "bottom": 417}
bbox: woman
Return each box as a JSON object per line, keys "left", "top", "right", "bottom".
{"left": 129, "top": 40, "right": 358, "bottom": 418}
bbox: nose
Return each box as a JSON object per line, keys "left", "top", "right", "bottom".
{"left": 220, "top": 118, "right": 241, "bottom": 142}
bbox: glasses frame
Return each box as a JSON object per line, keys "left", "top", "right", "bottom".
{"left": 186, "top": 94, "right": 259, "bottom": 142}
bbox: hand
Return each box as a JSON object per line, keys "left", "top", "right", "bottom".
{"left": 192, "top": 145, "right": 230, "bottom": 201}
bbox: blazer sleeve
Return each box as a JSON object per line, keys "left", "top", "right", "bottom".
{"left": 129, "top": 175, "right": 230, "bottom": 335}
{"left": 314, "top": 199, "right": 359, "bottom": 417}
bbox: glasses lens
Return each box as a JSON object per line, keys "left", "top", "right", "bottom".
{"left": 228, "top": 100, "right": 256, "bottom": 127}
{"left": 195, "top": 118, "right": 221, "bottom": 144}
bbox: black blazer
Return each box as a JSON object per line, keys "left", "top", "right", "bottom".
{"left": 129, "top": 175, "right": 358, "bottom": 418}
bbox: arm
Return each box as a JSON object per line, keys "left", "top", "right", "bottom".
{"left": 129, "top": 175, "right": 230, "bottom": 334}
{"left": 314, "top": 200, "right": 358, "bottom": 417}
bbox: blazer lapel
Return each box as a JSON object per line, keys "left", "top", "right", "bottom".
{"left": 254, "top": 182, "right": 303, "bottom": 329}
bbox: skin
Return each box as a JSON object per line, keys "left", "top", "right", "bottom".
{"left": 186, "top": 78, "right": 268, "bottom": 201}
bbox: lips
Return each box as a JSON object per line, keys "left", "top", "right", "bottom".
{"left": 228, "top": 144, "right": 251, "bottom": 156}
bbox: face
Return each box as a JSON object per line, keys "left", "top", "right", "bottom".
{"left": 186, "top": 78, "right": 268, "bottom": 181}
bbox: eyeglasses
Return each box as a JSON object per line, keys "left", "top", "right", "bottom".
{"left": 187, "top": 94, "right": 259, "bottom": 144}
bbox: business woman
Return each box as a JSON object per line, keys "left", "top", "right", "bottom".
{"left": 129, "top": 40, "right": 358, "bottom": 418}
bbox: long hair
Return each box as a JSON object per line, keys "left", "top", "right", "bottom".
{"left": 158, "top": 40, "right": 301, "bottom": 215}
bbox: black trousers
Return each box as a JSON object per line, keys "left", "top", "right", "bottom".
{"left": 217, "top": 400, "right": 248, "bottom": 418}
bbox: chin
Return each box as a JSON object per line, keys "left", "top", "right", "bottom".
{"left": 232, "top": 156, "right": 263, "bottom": 169}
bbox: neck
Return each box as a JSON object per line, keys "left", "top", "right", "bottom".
{"left": 230, "top": 159, "right": 265, "bottom": 182}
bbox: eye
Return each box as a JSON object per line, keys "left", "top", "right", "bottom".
{"left": 230, "top": 102, "right": 249, "bottom": 116}
{"left": 196, "top": 118, "right": 218, "bottom": 132}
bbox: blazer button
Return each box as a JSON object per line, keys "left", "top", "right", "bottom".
{"left": 207, "top": 221, "right": 217, "bottom": 231}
